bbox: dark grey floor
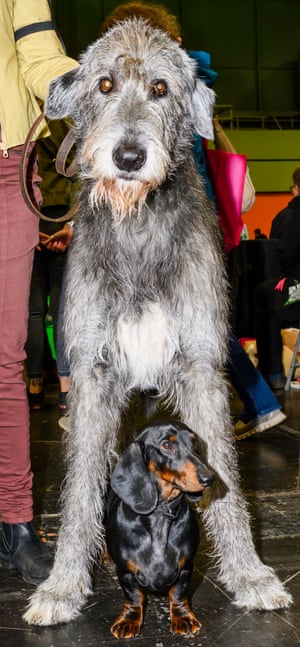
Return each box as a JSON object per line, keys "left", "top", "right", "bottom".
{"left": 1, "top": 382, "right": 300, "bottom": 646}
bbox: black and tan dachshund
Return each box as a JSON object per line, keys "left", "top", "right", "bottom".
{"left": 106, "top": 420, "right": 215, "bottom": 639}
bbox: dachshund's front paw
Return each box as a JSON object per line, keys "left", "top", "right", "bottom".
{"left": 170, "top": 601, "right": 202, "bottom": 635}
{"left": 110, "top": 603, "right": 143, "bottom": 639}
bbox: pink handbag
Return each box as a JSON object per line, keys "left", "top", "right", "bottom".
{"left": 204, "top": 144, "right": 247, "bottom": 252}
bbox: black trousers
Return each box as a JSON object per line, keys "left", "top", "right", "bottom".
{"left": 255, "top": 278, "right": 300, "bottom": 379}
{"left": 255, "top": 279, "right": 284, "bottom": 379}
{"left": 25, "top": 246, "right": 67, "bottom": 378}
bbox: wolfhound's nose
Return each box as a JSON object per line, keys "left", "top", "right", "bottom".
{"left": 113, "top": 143, "right": 146, "bottom": 172}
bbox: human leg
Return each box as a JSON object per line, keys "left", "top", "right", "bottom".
{"left": 55, "top": 266, "right": 71, "bottom": 412}
{"left": 228, "top": 331, "right": 286, "bottom": 438}
{"left": 0, "top": 147, "right": 38, "bottom": 522}
{"left": 255, "top": 280, "right": 285, "bottom": 387}
{"left": 228, "top": 331, "right": 281, "bottom": 421}
{"left": 48, "top": 248, "right": 66, "bottom": 343}
{"left": 25, "top": 248, "right": 49, "bottom": 408}
{"left": 0, "top": 145, "right": 52, "bottom": 583}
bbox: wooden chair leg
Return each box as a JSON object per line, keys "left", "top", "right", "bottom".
{"left": 285, "top": 327, "right": 300, "bottom": 391}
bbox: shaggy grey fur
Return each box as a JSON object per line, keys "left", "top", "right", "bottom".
{"left": 24, "top": 18, "right": 292, "bottom": 625}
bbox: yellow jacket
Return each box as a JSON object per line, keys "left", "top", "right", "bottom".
{"left": 0, "top": 0, "right": 79, "bottom": 154}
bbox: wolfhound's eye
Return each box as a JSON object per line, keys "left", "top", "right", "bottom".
{"left": 150, "top": 80, "right": 168, "bottom": 98}
{"left": 99, "top": 78, "right": 113, "bottom": 93}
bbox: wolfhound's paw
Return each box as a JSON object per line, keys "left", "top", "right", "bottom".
{"left": 234, "top": 571, "right": 293, "bottom": 611}
{"left": 23, "top": 583, "right": 87, "bottom": 626}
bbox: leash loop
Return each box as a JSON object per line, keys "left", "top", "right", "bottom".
{"left": 20, "top": 114, "right": 78, "bottom": 223}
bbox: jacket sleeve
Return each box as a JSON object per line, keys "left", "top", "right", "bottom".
{"left": 277, "top": 205, "right": 300, "bottom": 276}
{"left": 14, "top": 0, "right": 79, "bottom": 101}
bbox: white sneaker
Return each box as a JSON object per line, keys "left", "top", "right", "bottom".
{"left": 58, "top": 414, "right": 70, "bottom": 433}
{"left": 234, "top": 409, "right": 287, "bottom": 440}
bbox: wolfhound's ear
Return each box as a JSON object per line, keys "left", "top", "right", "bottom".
{"left": 191, "top": 79, "right": 215, "bottom": 140}
{"left": 45, "top": 67, "right": 82, "bottom": 119}
{"left": 110, "top": 442, "right": 158, "bottom": 514}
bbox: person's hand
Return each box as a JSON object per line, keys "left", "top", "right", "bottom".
{"left": 36, "top": 231, "right": 50, "bottom": 251}
{"left": 42, "top": 223, "right": 74, "bottom": 253}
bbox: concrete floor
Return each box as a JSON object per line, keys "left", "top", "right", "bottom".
{"left": 1, "top": 382, "right": 300, "bottom": 646}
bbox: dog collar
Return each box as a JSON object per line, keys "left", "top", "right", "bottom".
{"left": 158, "top": 495, "right": 184, "bottom": 519}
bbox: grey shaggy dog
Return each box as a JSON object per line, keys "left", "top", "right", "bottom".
{"left": 24, "top": 18, "right": 292, "bottom": 626}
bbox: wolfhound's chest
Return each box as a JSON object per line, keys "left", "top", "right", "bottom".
{"left": 116, "top": 302, "right": 179, "bottom": 387}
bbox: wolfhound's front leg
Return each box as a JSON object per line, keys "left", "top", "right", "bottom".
{"left": 175, "top": 370, "right": 293, "bottom": 611}
{"left": 24, "top": 375, "right": 125, "bottom": 626}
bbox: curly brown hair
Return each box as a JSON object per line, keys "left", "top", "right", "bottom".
{"left": 100, "top": 1, "right": 182, "bottom": 41}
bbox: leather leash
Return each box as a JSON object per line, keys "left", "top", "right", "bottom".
{"left": 54, "top": 125, "right": 78, "bottom": 178}
{"left": 20, "top": 114, "right": 78, "bottom": 222}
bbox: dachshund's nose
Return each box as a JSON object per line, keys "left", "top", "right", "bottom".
{"left": 199, "top": 470, "right": 215, "bottom": 488}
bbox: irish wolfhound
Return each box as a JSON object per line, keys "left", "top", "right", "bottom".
{"left": 24, "top": 18, "right": 292, "bottom": 626}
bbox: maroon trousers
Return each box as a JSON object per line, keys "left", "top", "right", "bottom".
{"left": 0, "top": 144, "right": 39, "bottom": 523}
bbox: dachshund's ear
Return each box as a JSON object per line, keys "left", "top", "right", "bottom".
{"left": 110, "top": 443, "right": 158, "bottom": 514}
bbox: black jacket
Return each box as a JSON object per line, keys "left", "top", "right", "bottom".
{"left": 271, "top": 196, "right": 300, "bottom": 279}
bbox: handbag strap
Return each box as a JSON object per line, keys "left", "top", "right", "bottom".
{"left": 213, "top": 116, "right": 237, "bottom": 154}
{"left": 20, "top": 114, "right": 78, "bottom": 222}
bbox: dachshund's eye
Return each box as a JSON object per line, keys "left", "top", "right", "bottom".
{"left": 149, "top": 79, "right": 168, "bottom": 98}
{"left": 162, "top": 440, "right": 176, "bottom": 452}
{"left": 99, "top": 77, "right": 113, "bottom": 93}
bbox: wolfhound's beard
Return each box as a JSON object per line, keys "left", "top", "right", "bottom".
{"left": 89, "top": 177, "right": 155, "bottom": 222}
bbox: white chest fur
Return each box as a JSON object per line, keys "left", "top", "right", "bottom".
{"left": 117, "top": 302, "right": 178, "bottom": 388}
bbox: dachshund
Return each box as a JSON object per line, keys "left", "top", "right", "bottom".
{"left": 105, "top": 420, "right": 215, "bottom": 639}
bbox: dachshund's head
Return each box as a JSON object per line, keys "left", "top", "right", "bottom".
{"left": 110, "top": 420, "right": 215, "bottom": 514}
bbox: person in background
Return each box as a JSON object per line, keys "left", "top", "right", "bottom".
{"left": 269, "top": 171, "right": 300, "bottom": 239}
{"left": 255, "top": 166, "right": 300, "bottom": 391}
{"left": 254, "top": 227, "right": 267, "bottom": 239}
{"left": 25, "top": 119, "right": 73, "bottom": 411}
{"left": 0, "top": 0, "right": 79, "bottom": 585}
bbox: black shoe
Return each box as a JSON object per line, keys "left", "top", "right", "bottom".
{"left": 58, "top": 391, "right": 69, "bottom": 412}
{"left": 27, "top": 390, "right": 45, "bottom": 410}
{"left": 268, "top": 376, "right": 286, "bottom": 392}
{"left": 0, "top": 521, "right": 53, "bottom": 585}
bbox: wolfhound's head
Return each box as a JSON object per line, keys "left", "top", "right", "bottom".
{"left": 46, "top": 17, "right": 215, "bottom": 220}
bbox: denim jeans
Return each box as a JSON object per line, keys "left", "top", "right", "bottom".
{"left": 228, "top": 331, "right": 281, "bottom": 422}
{"left": 55, "top": 266, "right": 70, "bottom": 378}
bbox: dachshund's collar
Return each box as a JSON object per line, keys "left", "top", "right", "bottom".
{"left": 157, "top": 495, "right": 184, "bottom": 519}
